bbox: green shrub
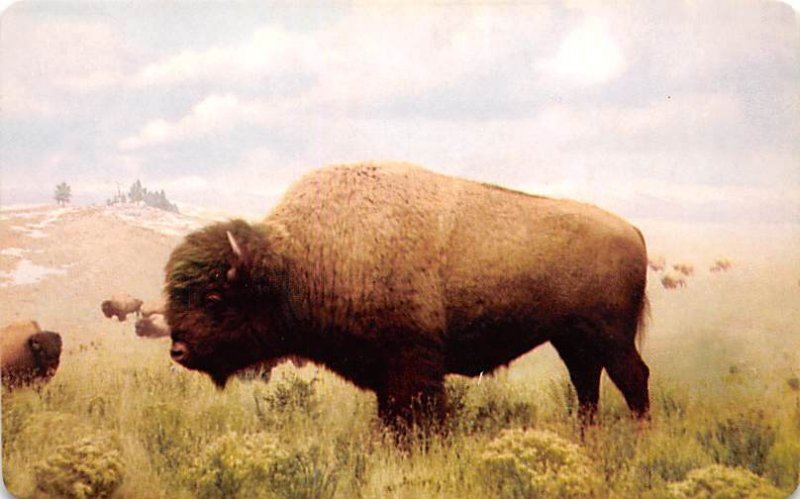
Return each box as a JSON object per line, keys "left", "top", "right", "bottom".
{"left": 696, "top": 410, "right": 776, "bottom": 474}
{"left": 33, "top": 433, "right": 124, "bottom": 499}
{"left": 478, "top": 428, "right": 601, "bottom": 498}
{"left": 667, "top": 464, "right": 783, "bottom": 498}
{"left": 254, "top": 371, "right": 319, "bottom": 425}
{"left": 186, "top": 431, "right": 337, "bottom": 499}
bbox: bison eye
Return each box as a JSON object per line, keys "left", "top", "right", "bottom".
{"left": 206, "top": 292, "right": 223, "bottom": 303}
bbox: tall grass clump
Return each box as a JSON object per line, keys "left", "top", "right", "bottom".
{"left": 477, "top": 428, "right": 602, "bottom": 498}
{"left": 631, "top": 430, "right": 713, "bottom": 490}
{"left": 445, "top": 374, "right": 537, "bottom": 435}
{"left": 582, "top": 416, "right": 640, "bottom": 486}
{"left": 545, "top": 377, "right": 579, "bottom": 422}
{"left": 134, "top": 401, "right": 204, "bottom": 484}
{"left": 696, "top": 409, "right": 776, "bottom": 474}
{"left": 764, "top": 437, "right": 800, "bottom": 490}
{"left": 33, "top": 433, "right": 125, "bottom": 499}
{"left": 1, "top": 388, "right": 46, "bottom": 453}
{"left": 667, "top": 464, "right": 783, "bottom": 498}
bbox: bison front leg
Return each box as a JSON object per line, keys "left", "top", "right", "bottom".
{"left": 377, "top": 345, "right": 446, "bottom": 433}
{"left": 552, "top": 337, "right": 603, "bottom": 426}
{"left": 604, "top": 345, "right": 650, "bottom": 419}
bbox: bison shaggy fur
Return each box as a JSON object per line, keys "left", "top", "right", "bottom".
{"left": 101, "top": 294, "right": 143, "bottom": 322}
{"left": 165, "top": 163, "right": 650, "bottom": 428}
{"left": 1, "top": 320, "right": 63, "bottom": 389}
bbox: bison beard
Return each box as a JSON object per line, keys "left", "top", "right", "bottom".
{"left": 164, "top": 163, "right": 650, "bottom": 431}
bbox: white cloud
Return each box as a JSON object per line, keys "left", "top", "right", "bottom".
{"left": 130, "top": 6, "right": 549, "bottom": 108}
{"left": 118, "top": 94, "right": 282, "bottom": 150}
{"left": 539, "top": 17, "right": 625, "bottom": 85}
{"left": 132, "top": 26, "right": 321, "bottom": 86}
{"left": 118, "top": 7, "right": 557, "bottom": 150}
{"left": 134, "top": 26, "right": 312, "bottom": 87}
{"left": 1, "top": 79, "right": 54, "bottom": 118}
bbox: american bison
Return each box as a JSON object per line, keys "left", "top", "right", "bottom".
{"left": 672, "top": 263, "right": 694, "bottom": 276}
{"left": 101, "top": 294, "right": 143, "bottom": 322}
{"left": 647, "top": 256, "right": 666, "bottom": 272}
{"left": 661, "top": 273, "right": 687, "bottom": 289}
{"left": 1, "top": 320, "right": 62, "bottom": 389}
{"left": 135, "top": 314, "right": 170, "bottom": 338}
{"left": 710, "top": 259, "right": 732, "bottom": 273}
{"left": 164, "top": 163, "right": 650, "bottom": 428}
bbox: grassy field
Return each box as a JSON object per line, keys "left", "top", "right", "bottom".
{"left": 2, "top": 207, "right": 799, "bottom": 498}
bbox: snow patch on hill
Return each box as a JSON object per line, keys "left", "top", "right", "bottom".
{"left": 2, "top": 206, "right": 77, "bottom": 239}
{"left": 0, "top": 259, "right": 72, "bottom": 287}
{"left": 0, "top": 248, "right": 27, "bottom": 258}
{"left": 101, "top": 204, "right": 208, "bottom": 237}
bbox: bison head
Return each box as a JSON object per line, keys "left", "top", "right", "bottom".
{"left": 101, "top": 300, "right": 115, "bottom": 318}
{"left": 29, "top": 331, "right": 62, "bottom": 379}
{"left": 164, "top": 219, "right": 289, "bottom": 388}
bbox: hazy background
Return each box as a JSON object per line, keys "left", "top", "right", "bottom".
{"left": 1, "top": 0, "right": 798, "bottom": 224}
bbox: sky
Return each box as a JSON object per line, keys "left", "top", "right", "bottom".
{"left": 1, "top": 0, "right": 798, "bottom": 224}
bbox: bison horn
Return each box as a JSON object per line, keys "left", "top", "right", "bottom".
{"left": 227, "top": 230, "right": 243, "bottom": 258}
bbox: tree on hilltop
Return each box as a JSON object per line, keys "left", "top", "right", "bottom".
{"left": 54, "top": 182, "right": 71, "bottom": 206}
{"left": 128, "top": 180, "right": 145, "bottom": 203}
{"left": 109, "top": 180, "right": 179, "bottom": 213}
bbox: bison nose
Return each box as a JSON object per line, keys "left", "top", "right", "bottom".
{"left": 170, "top": 341, "right": 189, "bottom": 363}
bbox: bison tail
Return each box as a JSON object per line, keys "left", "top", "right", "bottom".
{"left": 635, "top": 293, "right": 649, "bottom": 352}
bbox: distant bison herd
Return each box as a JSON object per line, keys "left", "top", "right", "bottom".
{"left": 648, "top": 256, "right": 733, "bottom": 290}
{"left": 1, "top": 163, "right": 749, "bottom": 432}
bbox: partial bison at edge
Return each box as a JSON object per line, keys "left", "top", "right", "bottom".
{"left": 164, "top": 162, "right": 650, "bottom": 429}
{"left": 1, "top": 320, "right": 63, "bottom": 389}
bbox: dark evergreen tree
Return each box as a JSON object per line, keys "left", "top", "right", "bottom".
{"left": 128, "top": 180, "right": 145, "bottom": 203}
{"left": 54, "top": 182, "right": 71, "bottom": 206}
